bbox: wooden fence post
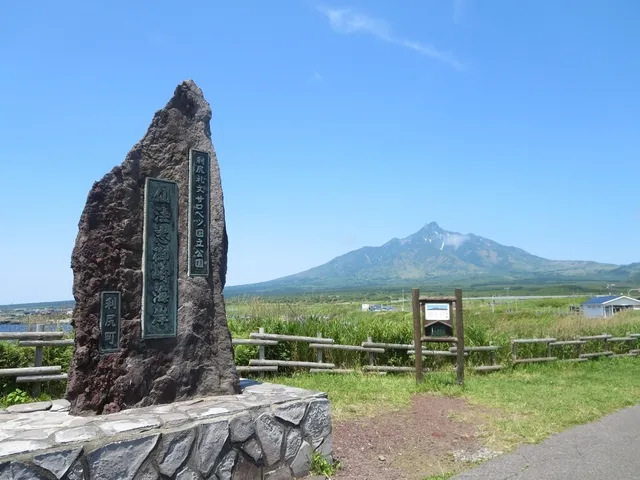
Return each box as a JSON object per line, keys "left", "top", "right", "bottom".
{"left": 316, "top": 332, "right": 324, "bottom": 365}
{"left": 455, "top": 288, "right": 465, "bottom": 386}
{"left": 33, "top": 324, "right": 44, "bottom": 397}
{"left": 258, "top": 327, "right": 266, "bottom": 379}
{"left": 412, "top": 289, "right": 423, "bottom": 383}
{"left": 367, "top": 336, "right": 375, "bottom": 367}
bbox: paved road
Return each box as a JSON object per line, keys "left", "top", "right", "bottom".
{"left": 454, "top": 404, "right": 640, "bottom": 480}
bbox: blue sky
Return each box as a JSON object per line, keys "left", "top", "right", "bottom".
{"left": 1, "top": 0, "right": 639, "bottom": 304}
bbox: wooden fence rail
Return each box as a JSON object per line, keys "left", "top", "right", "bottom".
{"left": 0, "top": 329, "right": 67, "bottom": 395}
{"left": 511, "top": 333, "right": 640, "bottom": 365}
{"left": 4, "top": 327, "right": 640, "bottom": 391}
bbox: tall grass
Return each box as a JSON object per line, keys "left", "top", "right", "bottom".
{"left": 3, "top": 296, "right": 639, "bottom": 392}
{"left": 228, "top": 297, "right": 640, "bottom": 369}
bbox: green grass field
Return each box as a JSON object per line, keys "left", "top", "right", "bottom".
{"left": 3, "top": 294, "right": 640, "bottom": 415}
{"left": 228, "top": 295, "right": 640, "bottom": 368}
{"left": 3, "top": 292, "right": 639, "bottom": 480}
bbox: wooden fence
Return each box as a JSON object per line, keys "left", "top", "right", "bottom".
{"left": 511, "top": 333, "right": 640, "bottom": 364}
{"left": 240, "top": 327, "right": 501, "bottom": 375}
{"left": 0, "top": 330, "right": 73, "bottom": 395}
{"left": 3, "top": 328, "right": 640, "bottom": 396}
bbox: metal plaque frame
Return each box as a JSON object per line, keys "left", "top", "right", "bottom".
{"left": 141, "top": 177, "right": 179, "bottom": 339}
{"left": 188, "top": 149, "right": 211, "bottom": 277}
{"left": 100, "top": 291, "right": 121, "bottom": 353}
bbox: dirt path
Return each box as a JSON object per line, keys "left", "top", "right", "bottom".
{"left": 331, "top": 395, "right": 497, "bottom": 480}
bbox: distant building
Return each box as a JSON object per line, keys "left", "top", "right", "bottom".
{"left": 580, "top": 296, "right": 640, "bottom": 318}
{"left": 361, "top": 303, "right": 395, "bottom": 312}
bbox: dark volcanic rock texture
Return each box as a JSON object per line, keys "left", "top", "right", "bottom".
{"left": 66, "top": 80, "right": 240, "bottom": 415}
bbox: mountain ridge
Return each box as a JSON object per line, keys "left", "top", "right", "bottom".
{"left": 226, "top": 222, "right": 637, "bottom": 294}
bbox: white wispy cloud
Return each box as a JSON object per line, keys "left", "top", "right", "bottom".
{"left": 317, "top": 5, "right": 465, "bottom": 70}
{"left": 443, "top": 233, "right": 470, "bottom": 249}
{"left": 311, "top": 71, "right": 323, "bottom": 82}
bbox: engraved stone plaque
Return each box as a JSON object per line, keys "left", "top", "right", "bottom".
{"left": 142, "top": 177, "right": 179, "bottom": 339}
{"left": 188, "top": 149, "right": 210, "bottom": 277}
{"left": 100, "top": 291, "right": 121, "bottom": 353}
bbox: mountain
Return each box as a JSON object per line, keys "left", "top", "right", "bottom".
{"left": 226, "top": 222, "right": 634, "bottom": 294}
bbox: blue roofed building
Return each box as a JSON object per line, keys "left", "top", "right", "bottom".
{"left": 580, "top": 295, "right": 640, "bottom": 318}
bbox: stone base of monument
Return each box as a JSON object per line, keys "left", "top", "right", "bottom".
{"left": 0, "top": 380, "right": 332, "bottom": 480}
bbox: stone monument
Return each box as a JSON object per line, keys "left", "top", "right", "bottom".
{"left": 66, "top": 80, "right": 240, "bottom": 415}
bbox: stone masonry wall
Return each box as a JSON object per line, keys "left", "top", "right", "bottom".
{"left": 0, "top": 383, "right": 332, "bottom": 480}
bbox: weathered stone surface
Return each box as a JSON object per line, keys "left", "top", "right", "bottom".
{"left": 284, "top": 429, "right": 301, "bottom": 462}
{"left": 195, "top": 420, "right": 229, "bottom": 476}
{"left": 33, "top": 447, "right": 82, "bottom": 478}
{"left": 97, "top": 416, "right": 162, "bottom": 435}
{"left": 0, "top": 462, "right": 48, "bottom": 480}
{"left": 50, "top": 400, "right": 71, "bottom": 413}
{"left": 274, "top": 402, "right": 307, "bottom": 426}
{"left": 157, "top": 412, "right": 190, "bottom": 427}
{"left": 231, "top": 454, "right": 262, "bottom": 480}
{"left": 314, "top": 433, "right": 332, "bottom": 462}
{"left": 255, "top": 414, "right": 284, "bottom": 467}
{"left": 0, "top": 385, "right": 330, "bottom": 480}
{"left": 157, "top": 428, "right": 195, "bottom": 477}
{"left": 0, "top": 440, "right": 52, "bottom": 457}
{"left": 241, "top": 438, "right": 262, "bottom": 463}
{"left": 229, "top": 413, "right": 254, "bottom": 443}
{"left": 134, "top": 459, "right": 160, "bottom": 480}
{"left": 133, "top": 461, "right": 160, "bottom": 480}
{"left": 87, "top": 435, "right": 159, "bottom": 480}
{"left": 12, "top": 429, "right": 57, "bottom": 441}
{"left": 188, "top": 406, "right": 229, "bottom": 420}
{"left": 66, "top": 79, "right": 240, "bottom": 415}
{"left": 175, "top": 466, "right": 202, "bottom": 480}
{"left": 290, "top": 440, "right": 313, "bottom": 478}
{"left": 54, "top": 426, "right": 101, "bottom": 445}
{"left": 301, "top": 400, "right": 331, "bottom": 447}
{"left": 63, "top": 460, "right": 86, "bottom": 480}
{"left": 264, "top": 467, "right": 293, "bottom": 480}
{"left": 6, "top": 401, "right": 52, "bottom": 414}
{"left": 215, "top": 449, "right": 237, "bottom": 480}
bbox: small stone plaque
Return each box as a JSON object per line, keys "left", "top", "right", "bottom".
{"left": 142, "top": 177, "right": 179, "bottom": 339}
{"left": 188, "top": 149, "right": 210, "bottom": 277}
{"left": 100, "top": 291, "right": 121, "bottom": 353}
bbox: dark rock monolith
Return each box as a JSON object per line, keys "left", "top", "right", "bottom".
{"left": 66, "top": 80, "right": 240, "bottom": 415}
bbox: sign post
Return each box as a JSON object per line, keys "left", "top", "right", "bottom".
{"left": 412, "top": 289, "right": 465, "bottom": 386}
{"left": 412, "top": 289, "right": 423, "bottom": 383}
{"left": 454, "top": 288, "right": 465, "bottom": 385}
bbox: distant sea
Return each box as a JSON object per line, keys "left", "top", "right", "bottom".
{"left": 0, "top": 323, "right": 73, "bottom": 333}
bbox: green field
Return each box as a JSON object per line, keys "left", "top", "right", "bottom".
{"left": 3, "top": 293, "right": 640, "bottom": 409}
{"left": 228, "top": 295, "right": 640, "bottom": 369}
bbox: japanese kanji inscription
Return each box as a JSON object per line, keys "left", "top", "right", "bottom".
{"left": 188, "top": 149, "right": 210, "bottom": 277}
{"left": 141, "top": 177, "right": 179, "bottom": 339}
{"left": 99, "top": 291, "right": 121, "bottom": 353}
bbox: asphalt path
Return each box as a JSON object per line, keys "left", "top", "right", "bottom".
{"left": 454, "top": 404, "right": 640, "bottom": 480}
